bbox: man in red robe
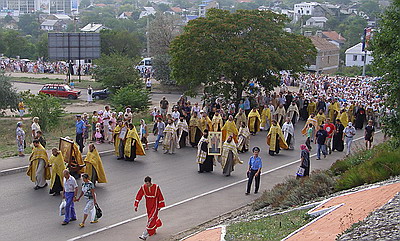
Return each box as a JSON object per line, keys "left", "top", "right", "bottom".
{"left": 134, "top": 176, "right": 165, "bottom": 240}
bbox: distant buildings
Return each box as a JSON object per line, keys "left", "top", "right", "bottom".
{"left": 139, "top": 7, "right": 156, "bottom": 19}
{"left": 321, "top": 31, "right": 346, "bottom": 47}
{"left": 305, "top": 17, "right": 327, "bottom": 28}
{"left": 199, "top": 0, "right": 219, "bottom": 18}
{"left": 0, "top": 0, "right": 79, "bottom": 15}
{"left": 294, "top": 2, "right": 320, "bottom": 16}
{"left": 307, "top": 34, "right": 340, "bottom": 74}
{"left": 345, "top": 43, "right": 373, "bottom": 67}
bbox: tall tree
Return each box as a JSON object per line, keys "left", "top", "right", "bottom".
{"left": 0, "top": 74, "right": 18, "bottom": 113}
{"left": 371, "top": 0, "right": 400, "bottom": 138}
{"left": 170, "top": 9, "right": 316, "bottom": 103}
{"left": 149, "top": 13, "right": 182, "bottom": 85}
{"left": 100, "top": 29, "right": 142, "bottom": 58}
{"left": 17, "top": 14, "right": 41, "bottom": 37}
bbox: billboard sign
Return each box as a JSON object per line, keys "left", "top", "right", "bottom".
{"left": 48, "top": 33, "right": 101, "bottom": 60}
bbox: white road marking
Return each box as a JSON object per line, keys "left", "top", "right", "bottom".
{"left": 66, "top": 131, "right": 380, "bottom": 240}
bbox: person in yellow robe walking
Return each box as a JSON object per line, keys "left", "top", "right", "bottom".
{"left": 27, "top": 140, "right": 50, "bottom": 190}
{"left": 211, "top": 111, "right": 223, "bottom": 131}
{"left": 315, "top": 109, "right": 326, "bottom": 126}
{"left": 267, "top": 120, "right": 288, "bottom": 156}
{"left": 248, "top": 107, "right": 261, "bottom": 135}
{"left": 84, "top": 144, "right": 107, "bottom": 185}
{"left": 339, "top": 109, "right": 349, "bottom": 128}
{"left": 124, "top": 123, "right": 145, "bottom": 161}
{"left": 48, "top": 148, "right": 65, "bottom": 196}
{"left": 260, "top": 105, "right": 271, "bottom": 131}
{"left": 219, "top": 135, "right": 242, "bottom": 176}
{"left": 221, "top": 115, "right": 238, "bottom": 142}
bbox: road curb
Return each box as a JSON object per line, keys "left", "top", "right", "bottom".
{"left": 0, "top": 142, "right": 156, "bottom": 177}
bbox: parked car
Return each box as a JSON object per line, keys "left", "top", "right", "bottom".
{"left": 92, "top": 89, "right": 110, "bottom": 100}
{"left": 39, "top": 84, "right": 81, "bottom": 99}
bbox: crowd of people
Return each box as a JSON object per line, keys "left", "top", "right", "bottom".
{"left": 0, "top": 58, "right": 92, "bottom": 75}
{"left": 16, "top": 73, "right": 390, "bottom": 240}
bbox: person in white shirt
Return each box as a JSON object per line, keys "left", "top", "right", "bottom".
{"left": 343, "top": 122, "right": 356, "bottom": 156}
{"left": 62, "top": 170, "right": 78, "bottom": 225}
{"left": 102, "top": 106, "right": 111, "bottom": 142}
{"left": 31, "top": 117, "right": 41, "bottom": 139}
{"left": 171, "top": 107, "right": 181, "bottom": 124}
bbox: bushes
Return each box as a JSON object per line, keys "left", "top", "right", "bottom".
{"left": 335, "top": 149, "right": 400, "bottom": 191}
{"left": 22, "top": 92, "right": 64, "bottom": 131}
{"left": 253, "top": 170, "right": 335, "bottom": 210}
{"left": 111, "top": 85, "right": 150, "bottom": 113}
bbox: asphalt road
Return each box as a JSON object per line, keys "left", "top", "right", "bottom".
{"left": 0, "top": 122, "right": 375, "bottom": 241}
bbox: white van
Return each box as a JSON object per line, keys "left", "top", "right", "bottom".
{"left": 136, "top": 57, "right": 152, "bottom": 73}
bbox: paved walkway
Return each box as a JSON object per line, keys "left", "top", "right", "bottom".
{"left": 184, "top": 227, "right": 223, "bottom": 241}
{"left": 6, "top": 72, "right": 93, "bottom": 81}
{"left": 285, "top": 183, "right": 400, "bottom": 241}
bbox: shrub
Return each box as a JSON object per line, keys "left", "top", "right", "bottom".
{"left": 0, "top": 73, "right": 19, "bottom": 113}
{"left": 253, "top": 170, "right": 335, "bottom": 210}
{"left": 111, "top": 85, "right": 150, "bottom": 113}
{"left": 335, "top": 150, "right": 400, "bottom": 191}
{"left": 22, "top": 92, "right": 64, "bottom": 131}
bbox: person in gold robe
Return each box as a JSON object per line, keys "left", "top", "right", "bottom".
{"left": 211, "top": 111, "right": 223, "bottom": 131}
{"left": 315, "top": 109, "right": 326, "bottom": 126}
{"left": 199, "top": 110, "right": 212, "bottom": 132}
{"left": 301, "top": 113, "right": 318, "bottom": 136}
{"left": 260, "top": 105, "right": 271, "bottom": 131}
{"left": 27, "top": 139, "right": 50, "bottom": 190}
{"left": 63, "top": 137, "right": 85, "bottom": 179}
{"left": 267, "top": 120, "right": 288, "bottom": 156}
{"left": 84, "top": 144, "right": 107, "bottom": 185}
{"left": 328, "top": 99, "right": 340, "bottom": 121}
{"left": 339, "top": 109, "right": 349, "bottom": 128}
{"left": 274, "top": 104, "right": 286, "bottom": 126}
{"left": 235, "top": 108, "right": 247, "bottom": 130}
{"left": 189, "top": 112, "right": 202, "bottom": 147}
{"left": 248, "top": 107, "right": 261, "bottom": 135}
{"left": 124, "top": 123, "right": 145, "bottom": 161}
{"left": 307, "top": 98, "right": 317, "bottom": 116}
{"left": 48, "top": 148, "right": 65, "bottom": 196}
{"left": 163, "top": 119, "right": 178, "bottom": 154}
{"left": 113, "top": 121, "right": 123, "bottom": 156}
{"left": 219, "top": 136, "right": 242, "bottom": 176}
{"left": 221, "top": 115, "right": 238, "bottom": 142}
{"left": 237, "top": 121, "right": 250, "bottom": 153}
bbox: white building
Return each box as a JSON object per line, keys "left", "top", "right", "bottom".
{"left": 305, "top": 16, "right": 327, "bottom": 28}
{"left": 345, "top": 43, "right": 373, "bottom": 67}
{"left": 139, "top": 7, "right": 156, "bottom": 19}
{"left": 80, "top": 23, "right": 105, "bottom": 32}
{"left": 294, "top": 2, "right": 320, "bottom": 16}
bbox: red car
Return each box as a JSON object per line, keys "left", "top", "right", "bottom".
{"left": 39, "top": 84, "right": 81, "bottom": 99}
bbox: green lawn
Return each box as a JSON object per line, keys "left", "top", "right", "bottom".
{"left": 10, "top": 76, "right": 104, "bottom": 90}
{"left": 225, "top": 209, "right": 312, "bottom": 241}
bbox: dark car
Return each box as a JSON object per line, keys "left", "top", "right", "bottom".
{"left": 92, "top": 89, "right": 110, "bottom": 100}
{"left": 39, "top": 84, "right": 81, "bottom": 99}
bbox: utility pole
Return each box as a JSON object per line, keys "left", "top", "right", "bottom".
{"left": 146, "top": 17, "right": 150, "bottom": 57}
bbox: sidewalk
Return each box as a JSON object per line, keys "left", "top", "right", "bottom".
{"left": 0, "top": 134, "right": 159, "bottom": 176}
{"left": 6, "top": 72, "right": 93, "bottom": 81}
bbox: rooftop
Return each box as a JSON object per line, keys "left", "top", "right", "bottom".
{"left": 309, "top": 36, "right": 340, "bottom": 51}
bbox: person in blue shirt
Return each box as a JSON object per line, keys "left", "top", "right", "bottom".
{"left": 243, "top": 97, "right": 251, "bottom": 115}
{"left": 76, "top": 115, "right": 86, "bottom": 153}
{"left": 246, "top": 147, "right": 262, "bottom": 195}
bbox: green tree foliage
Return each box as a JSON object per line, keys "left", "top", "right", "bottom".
{"left": 359, "top": 0, "right": 382, "bottom": 18}
{"left": 2, "top": 30, "right": 37, "bottom": 59}
{"left": 111, "top": 85, "right": 150, "bottom": 112}
{"left": 338, "top": 16, "right": 368, "bottom": 48}
{"left": 22, "top": 92, "right": 64, "bottom": 131}
{"left": 170, "top": 9, "right": 316, "bottom": 103}
{"left": 100, "top": 29, "right": 142, "bottom": 58}
{"left": 36, "top": 33, "right": 49, "bottom": 60}
{"left": 0, "top": 74, "right": 19, "bottom": 113}
{"left": 149, "top": 13, "right": 181, "bottom": 85}
{"left": 153, "top": 55, "right": 174, "bottom": 85}
{"left": 371, "top": 0, "right": 400, "bottom": 138}
{"left": 17, "top": 14, "right": 41, "bottom": 38}
{"left": 93, "top": 53, "right": 142, "bottom": 91}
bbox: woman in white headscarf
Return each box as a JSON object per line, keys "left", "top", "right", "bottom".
{"left": 16, "top": 122, "right": 26, "bottom": 157}
{"left": 31, "top": 117, "right": 41, "bottom": 139}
